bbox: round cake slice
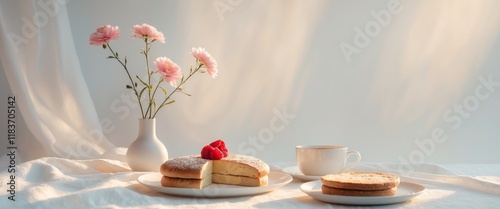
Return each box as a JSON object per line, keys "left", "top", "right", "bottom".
{"left": 160, "top": 154, "right": 270, "bottom": 188}
{"left": 321, "top": 172, "right": 400, "bottom": 191}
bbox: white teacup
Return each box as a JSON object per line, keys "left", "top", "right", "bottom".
{"left": 296, "top": 145, "right": 361, "bottom": 176}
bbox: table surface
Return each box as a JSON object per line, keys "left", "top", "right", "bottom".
{"left": 0, "top": 158, "right": 499, "bottom": 209}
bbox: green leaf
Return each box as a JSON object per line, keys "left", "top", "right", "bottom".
{"left": 115, "top": 52, "right": 118, "bottom": 57}
{"left": 107, "top": 55, "right": 115, "bottom": 59}
{"left": 159, "top": 100, "right": 175, "bottom": 109}
{"left": 126, "top": 85, "right": 132, "bottom": 89}
{"left": 136, "top": 75, "right": 148, "bottom": 87}
{"left": 125, "top": 57, "right": 128, "bottom": 65}
{"left": 160, "top": 86, "right": 168, "bottom": 95}
{"left": 135, "top": 82, "right": 138, "bottom": 87}
{"left": 102, "top": 44, "right": 107, "bottom": 49}
{"left": 164, "top": 100, "right": 175, "bottom": 106}
{"left": 176, "top": 89, "right": 191, "bottom": 96}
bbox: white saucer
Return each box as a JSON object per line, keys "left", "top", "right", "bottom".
{"left": 138, "top": 171, "right": 292, "bottom": 198}
{"left": 281, "top": 166, "right": 322, "bottom": 181}
{"left": 300, "top": 180, "right": 426, "bottom": 205}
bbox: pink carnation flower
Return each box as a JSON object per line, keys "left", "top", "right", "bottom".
{"left": 154, "top": 57, "right": 182, "bottom": 87}
{"left": 89, "top": 25, "right": 120, "bottom": 46}
{"left": 132, "top": 24, "right": 165, "bottom": 43}
{"left": 191, "top": 47, "right": 218, "bottom": 78}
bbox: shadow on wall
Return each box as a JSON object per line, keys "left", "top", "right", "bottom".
{"left": 173, "top": 1, "right": 328, "bottom": 140}
{"left": 368, "top": 0, "right": 500, "bottom": 130}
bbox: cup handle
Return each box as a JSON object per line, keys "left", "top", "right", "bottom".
{"left": 342, "top": 151, "right": 361, "bottom": 172}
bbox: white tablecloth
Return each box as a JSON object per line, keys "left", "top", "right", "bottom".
{"left": 1, "top": 157, "right": 499, "bottom": 209}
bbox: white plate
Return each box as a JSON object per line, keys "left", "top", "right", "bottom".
{"left": 138, "top": 171, "right": 292, "bottom": 198}
{"left": 300, "top": 180, "right": 426, "bottom": 206}
{"left": 281, "top": 166, "right": 322, "bottom": 181}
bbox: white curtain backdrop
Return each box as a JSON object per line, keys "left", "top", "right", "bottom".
{"left": 0, "top": 0, "right": 115, "bottom": 163}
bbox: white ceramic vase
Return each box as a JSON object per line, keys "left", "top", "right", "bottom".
{"left": 126, "top": 118, "right": 169, "bottom": 171}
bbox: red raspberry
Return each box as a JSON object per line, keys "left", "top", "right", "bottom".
{"left": 221, "top": 149, "right": 229, "bottom": 157}
{"left": 218, "top": 140, "right": 226, "bottom": 147}
{"left": 219, "top": 143, "right": 228, "bottom": 152}
{"left": 203, "top": 139, "right": 229, "bottom": 159}
{"left": 201, "top": 145, "right": 213, "bottom": 159}
{"left": 209, "top": 139, "right": 223, "bottom": 148}
{"left": 210, "top": 148, "right": 224, "bottom": 160}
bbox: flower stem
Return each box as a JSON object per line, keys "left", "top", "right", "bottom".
{"left": 151, "top": 64, "right": 203, "bottom": 118}
{"left": 106, "top": 43, "right": 146, "bottom": 118}
{"left": 143, "top": 39, "right": 154, "bottom": 119}
{"left": 151, "top": 77, "right": 164, "bottom": 101}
